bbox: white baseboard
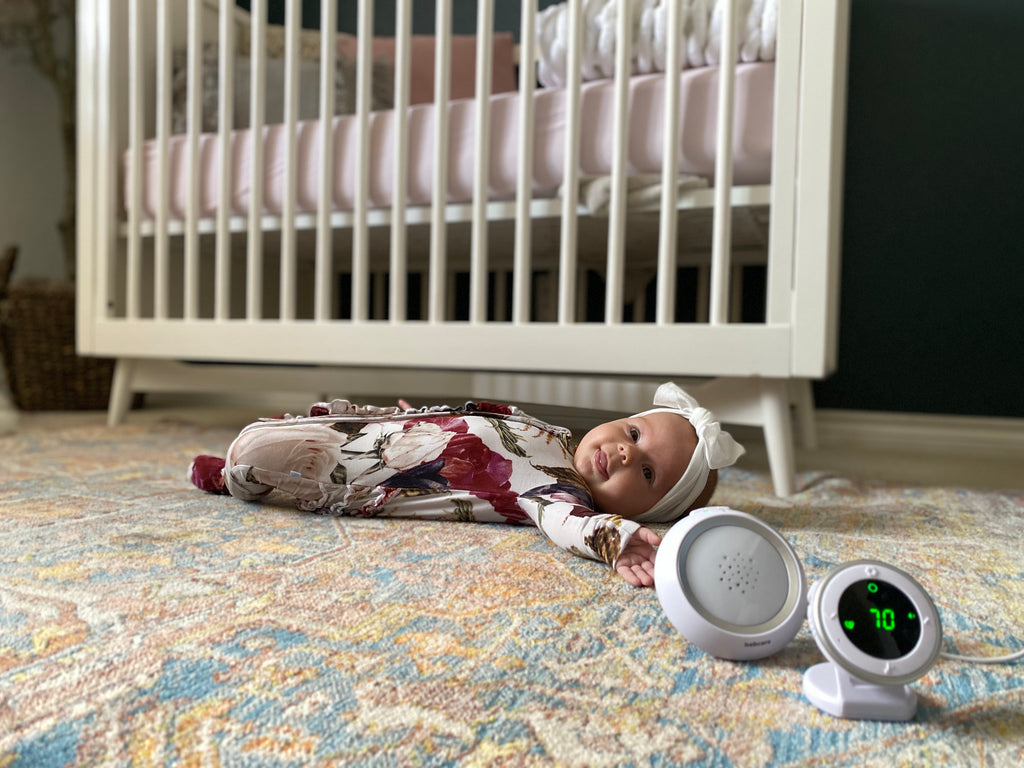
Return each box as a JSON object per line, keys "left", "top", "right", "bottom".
{"left": 813, "top": 409, "right": 1024, "bottom": 460}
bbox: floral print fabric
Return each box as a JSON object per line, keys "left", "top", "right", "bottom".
{"left": 222, "top": 400, "right": 641, "bottom": 568}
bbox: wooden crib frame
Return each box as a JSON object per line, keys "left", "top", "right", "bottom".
{"left": 75, "top": 0, "right": 850, "bottom": 496}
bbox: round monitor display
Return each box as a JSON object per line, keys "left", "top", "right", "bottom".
{"left": 837, "top": 579, "right": 921, "bottom": 659}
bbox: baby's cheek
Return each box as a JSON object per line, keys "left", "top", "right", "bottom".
{"left": 597, "top": 484, "right": 631, "bottom": 516}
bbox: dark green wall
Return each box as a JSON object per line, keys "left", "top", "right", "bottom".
{"left": 249, "top": 1, "right": 1023, "bottom": 418}
{"left": 814, "top": 0, "right": 1024, "bottom": 417}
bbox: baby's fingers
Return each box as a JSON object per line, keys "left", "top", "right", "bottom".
{"left": 617, "top": 561, "right": 655, "bottom": 588}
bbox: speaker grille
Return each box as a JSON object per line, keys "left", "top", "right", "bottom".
{"left": 683, "top": 524, "right": 790, "bottom": 627}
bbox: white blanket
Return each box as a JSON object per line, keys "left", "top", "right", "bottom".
{"left": 536, "top": 0, "right": 777, "bottom": 88}
{"left": 570, "top": 173, "right": 709, "bottom": 216}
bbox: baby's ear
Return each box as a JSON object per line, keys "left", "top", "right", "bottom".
{"left": 686, "top": 469, "right": 719, "bottom": 512}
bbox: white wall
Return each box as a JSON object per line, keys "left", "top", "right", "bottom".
{"left": 0, "top": 48, "right": 68, "bottom": 283}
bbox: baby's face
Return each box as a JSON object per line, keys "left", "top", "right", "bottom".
{"left": 573, "top": 411, "right": 697, "bottom": 520}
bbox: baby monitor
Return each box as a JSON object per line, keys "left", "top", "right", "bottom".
{"left": 803, "top": 560, "right": 942, "bottom": 721}
{"left": 655, "top": 508, "right": 945, "bottom": 721}
{"left": 654, "top": 507, "right": 807, "bottom": 661}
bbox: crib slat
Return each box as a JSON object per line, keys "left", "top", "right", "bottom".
{"left": 470, "top": 0, "right": 494, "bottom": 324}
{"left": 512, "top": 1, "right": 537, "bottom": 325}
{"left": 710, "top": 0, "right": 739, "bottom": 325}
{"left": 390, "top": 0, "right": 413, "bottom": 323}
{"left": 247, "top": 0, "right": 267, "bottom": 321}
{"left": 557, "top": 0, "right": 584, "bottom": 325}
{"left": 656, "top": 0, "right": 685, "bottom": 325}
{"left": 279, "top": 0, "right": 301, "bottom": 321}
{"left": 351, "top": 1, "right": 374, "bottom": 323}
{"left": 604, "top": 0, "right": 634, "bottom": 324}
{"left": 184, "top": 0, "right": 203, "bottom": 321}
{"left": 126, "top": 0, "right": 143, "bottom": 321}
{"left": 154, "top": 0, "right": 172, "bottom": 320}
{"left": 429, "top": 1, "right": 452, "bottom": 324}
{"left": 315, "top": 0, "right": 337, "bottom": 322}
{"left": 215, "top": 0, "right": 235, "bottom": 321}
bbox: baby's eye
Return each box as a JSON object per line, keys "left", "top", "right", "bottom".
{"left": 630, "top": 427, "right": 640, "bottom": 442}
{"left": 642, "top": 466, "right": 653, "bottom": 482}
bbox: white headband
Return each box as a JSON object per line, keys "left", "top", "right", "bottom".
{"left": 631, "top": 383, "right": 745, "bottom": 523}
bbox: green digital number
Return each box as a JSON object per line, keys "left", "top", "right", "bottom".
{"left": 869, "top": 607, "right": 896, "bottom": 631}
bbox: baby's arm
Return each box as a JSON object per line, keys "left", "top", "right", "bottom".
{"left": 526, "top": 501, "right": 662, "bottom": 587}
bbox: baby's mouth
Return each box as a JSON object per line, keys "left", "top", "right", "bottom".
{"left": 594, "top": 449, "right": 609, "bottom": 480}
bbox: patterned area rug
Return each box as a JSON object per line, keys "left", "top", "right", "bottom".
{"left": 2, "top": 413, "right": 1022, "bottom": 767}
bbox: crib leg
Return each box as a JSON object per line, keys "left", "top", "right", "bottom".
{"left": 0, "top": 382, "right": 17, "bottom": 435}
{"left": 107, "top": 358, "right": 136, "bottom": 427}
{"left": 760, "top": 378, "right": 797, "bottom": 497}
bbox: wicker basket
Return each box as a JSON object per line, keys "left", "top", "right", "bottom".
{"left": 0, "top": 249, "right": 113, "bottom": 411}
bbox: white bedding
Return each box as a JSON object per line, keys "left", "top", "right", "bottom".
{"left": 126, "top": 63, "right": 774, "bottom": 221}
{"left": 536, "top": 0, "right": 777, "bottom": 88}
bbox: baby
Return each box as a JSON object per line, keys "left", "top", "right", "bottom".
{"left": 189, "top": 382, "right": 744, "bottom": 587}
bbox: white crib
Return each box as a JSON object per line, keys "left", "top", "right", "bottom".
{"left": 75, "top": 0, "right": 850, "bottom": 496}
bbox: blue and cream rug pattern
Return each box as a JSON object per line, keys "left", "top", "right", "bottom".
{"left": 1, "top": 413, "right": 1022, "bottom": 766}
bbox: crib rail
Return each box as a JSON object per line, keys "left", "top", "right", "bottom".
{"left": 77, "top": 0, "right": 848, "bottom": 381}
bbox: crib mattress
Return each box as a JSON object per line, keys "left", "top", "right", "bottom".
{"left": 126, "top": 63, "right": 774, "bottom": 221}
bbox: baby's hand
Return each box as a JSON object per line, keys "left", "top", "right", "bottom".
{"left": 615, "top": 526, "right": 662, "bottom": 588}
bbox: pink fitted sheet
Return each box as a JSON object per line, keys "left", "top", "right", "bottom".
{"left": 126, "top": 63, "right": 774, "bottom": 220}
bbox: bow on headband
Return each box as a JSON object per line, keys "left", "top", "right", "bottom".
{"left": 631, "top": 382, "right": 745, "bottom": 523}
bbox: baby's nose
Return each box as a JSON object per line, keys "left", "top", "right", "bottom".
{"left": 618, "top": 443, "right": 633, "bottom": 464}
